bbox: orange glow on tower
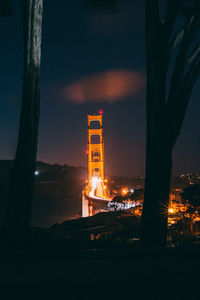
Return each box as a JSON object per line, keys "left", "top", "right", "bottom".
{"left": 87, "top": 113, "right": 104, "bottom": 182}
{"left": 82, "top": 113, "right": 111, "bottom": 218}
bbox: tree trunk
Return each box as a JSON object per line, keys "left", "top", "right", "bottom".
{"left": 3, "top": 0, "right": 43, "bottom": 242}
{"left": 140, "top": 0, "right": 200, "bottom": 248}
{"left": 140, "top": 30, "right": 172, "bottom": 246}
{"left": 140, "top": 138, "right": 173, "bottom": 247}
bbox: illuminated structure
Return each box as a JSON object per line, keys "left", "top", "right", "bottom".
{"left": 82, "top": 112, "right": 111, "bottom": 217}
{"left": 87, "top": 113, "right": 104, "bottom": 183}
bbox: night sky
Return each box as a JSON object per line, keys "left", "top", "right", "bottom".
{"left": 0, "top": 0, "right": 199, "bottom": 177}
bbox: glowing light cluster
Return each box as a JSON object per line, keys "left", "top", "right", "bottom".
{"left": 168, "top": 208, "right": 174, "bottom": 214}
{"left": 122, "top": 188, "right": 128, "bottom": 195}
{"left": 89, "top": 176, "right": 103, "bottom": 197}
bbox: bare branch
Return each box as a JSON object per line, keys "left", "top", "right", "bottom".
{"left": 168, "top": 10, "right": 196, "bottom": 57}
{"left": 167, "top": 3, "right": 200, "bottom": 105}
{"left": 184, "top": 50, "right": 200, "bottom": 86}
{"left": 187, "top": 41, "right": 200, "bottom": 64}
{"left": 167, "top": 51, "right": 200, "bottom": 146}
{"left": 163, "top": 0, "right": 182, "bottom": 38}
{"left": 0, "top": 0, "right": 13, "bottom": 16}
{"left": 169, "top": 27, "right": 184, "bottom": 54}
{"left": 146, "top": 0, "right": 160, "bottom": 51}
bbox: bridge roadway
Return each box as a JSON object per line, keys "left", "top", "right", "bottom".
{"left": 85, "top": 194, "right": 111, "bottom": 203}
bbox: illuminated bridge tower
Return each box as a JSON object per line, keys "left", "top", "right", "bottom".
{"left": 87, "top": 113, "right": 104, "bottom": 183}
{"left": 82, "top": 112, "right": 110, "bottom": 217}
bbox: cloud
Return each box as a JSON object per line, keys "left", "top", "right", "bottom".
{"left": 65, "top": 69, "right": 145, "bottom": 103}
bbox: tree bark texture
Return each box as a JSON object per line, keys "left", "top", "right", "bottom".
{"left": 141, "top": 0, "right": 200, "bottom": 247}
{"left": 140, "top": 51, "right": 173, "bottom": 247}
{"left": 3, "top": 0, "right": 43, "bottom": 239}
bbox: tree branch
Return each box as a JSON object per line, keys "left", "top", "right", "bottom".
{"left": 167, "top": 51, "right": 200, "bottom": 146}
{"left": 163, "top": 0, "right": 182, "bottom": 39}
{"left": 169, "top": 27, "right": 184, "bottom": 55}
{"left": 187, "top": 41, "right": 200, "bottom": 64}
{"left": 145, "top": 0, "right": 160, "bottom": 52}
{"left": 0, "top": 0, "right": 13, "bottom": 16}
{"left": 167, "top": 3, "right": 200, "bottom": 106}
{"left": 184, "top": 50, "right": 200, "bottom": 87}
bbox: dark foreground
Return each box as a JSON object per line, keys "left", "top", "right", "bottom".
{"left": 1, "top": 246, "right": 200, "bottom": 300}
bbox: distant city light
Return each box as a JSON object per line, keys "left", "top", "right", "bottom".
{"left": 122, "top": 188, "right": 128, "bottom": 195}
{"left": 86, "top": 150, "right": 89, "bottom": 155}
{"left": 168, "top": 208, "right": 174, "bottom": 214}
{"left": 35, "top": 170, "right": 39, "bottom": 176}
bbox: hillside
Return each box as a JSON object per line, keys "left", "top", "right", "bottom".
{"left": 0, "top": 160, "right": 87, "bottom": 227}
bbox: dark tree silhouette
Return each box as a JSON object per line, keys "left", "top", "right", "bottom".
{"left": 180, "top": 184, "right": 200, "bottom": 232}
{"left": 140, "top": 0, "right": 200, "bottom": 247}
{"left": 130, "top": 189, "right": 144, "bottom": 201}
{"left": 181, "top": 185, "right": 200, "bottom": 208}
{"left": 128, "top": 189, "right": 144, "bottom": 208}
{"left": 0, "top": 0, "right": 13, "bottom": 16}
{"left": 3, "top": 0, "right": 43, "bottom": 242}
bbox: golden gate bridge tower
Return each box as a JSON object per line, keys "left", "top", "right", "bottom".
{"left": 82, "top": 112, "right": 111, "bottom": 217}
